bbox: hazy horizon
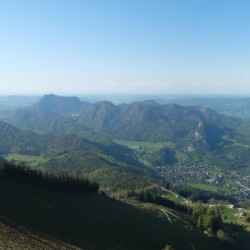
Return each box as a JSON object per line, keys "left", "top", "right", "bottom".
{"left": 1, "top": 93, "right": 250, "bottom": 98}
{"left": 1, "top": 1, "right": 250, "bottom": 95}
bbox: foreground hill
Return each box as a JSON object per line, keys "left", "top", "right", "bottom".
{"left": 0, "top": 216, "right": 78, "bottom": 249}
{"left": 0, "top": 161, "right": 235, "bottom": 250}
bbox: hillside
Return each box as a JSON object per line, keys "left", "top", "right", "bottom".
{"left": 2, "top": 95, "right": 250, "bottom": 197}
{"left": 1, "top": 95, "right": 241, "bottom": 154}
{"left": 0, "top": 121, "right": 157, "bottom": 190}
{"left": 1, "top": 96, "right": 250, "bottom": 249}
{"left": 0, "top": 107, "right": 92, "bottom": 136}
{"left": 0, "top": 216, "right": 78, "bottom": 249}
{"left": 0, "top": 161, "right": 235, "bottom": 250}
{"left": 79, "top": 101, "right": 239, "bottom": 152}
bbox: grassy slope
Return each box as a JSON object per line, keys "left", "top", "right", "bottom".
{"left": 221, "top": 207, "right": 250, "bottom": 249}
{"left": 0, "top": 178, "right": 231, "bottom": 250}
{"left": 187, "top": 183, "right": 231, "bottom": 193}
{"left": 0, "top": 216, "right": 78, "bottom": 249}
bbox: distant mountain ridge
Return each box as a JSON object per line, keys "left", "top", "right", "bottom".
{"left": 79, "top": 101, "right": 239, "bottom": 150}
{"left": 0, "top": 94, "right": 241, "bottom": 154}
{"left": 2, "top": 94, "right": 250, "bottom": 187}
{"left": 29, "top": 94, "right": 89, "bottom": 114}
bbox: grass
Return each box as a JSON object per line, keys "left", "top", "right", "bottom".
{"left": 0, "top": 216, "right": 78, "bottom": 249}
{"left": 207, "top": 168, "right": 221, "bottom": 175}
{"left": 187, "top": 182, "right": 231, "bottom": 193}
{"left": 4, "top": 154, "right": 48, "bottom": 167}
{"left": 221, "top": 207, "right": 250, "bottom": 248}
{"left": 164, "top": 194, "right": 185, "bottom": 205}
{"left": 221, "top": 207, "right": 239, "bottom": 223}
{"left": 4, "top": 154, "right": 77, "bottom": 168}
{"left": 221, "top": 207, "right": 250, "bottom": 228}
{"left": 222, "top": 135, "right": 250, "bottom": 149}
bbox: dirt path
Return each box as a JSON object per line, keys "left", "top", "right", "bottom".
{"left": 158, "top": 207, "right": 196, "bottom": 250}
{"left": 160, "top": 187, "right": 190, "bottom": 204}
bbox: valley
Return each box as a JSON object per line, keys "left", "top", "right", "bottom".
{"left": 1, "top": 94, "right": 250, "bottom": 249}
{"left": 2, "top": 94, "right": 250, "bottom": 200}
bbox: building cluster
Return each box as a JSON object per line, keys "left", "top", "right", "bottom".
{"left": 157, "top": 161, "right": 250, "bottom": 200}
{"left": 158, "top": 161, "right": 213, "bottom": 186}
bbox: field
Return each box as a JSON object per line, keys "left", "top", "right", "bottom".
{"left": 222, "top": 135, "right": 250, "bottom": 149}
{"left": 4, "top": 154, "right": 48, "bottom": 167}
{"left": 221, "top": 207, "right": 250, "bottom": 226}
{"left": 163, "top": 194, "right": 185, "bottom": 205}
{"left": 187, "top": 182, "right": 231, "bottom": 193}
{"left": 221, "top": 207, "right": 239, "bottom": 223}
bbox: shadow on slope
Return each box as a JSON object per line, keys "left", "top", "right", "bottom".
{"left": 0, "top": 177, "right": 234, "bottom": 250}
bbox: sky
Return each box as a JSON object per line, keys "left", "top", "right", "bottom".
{"left": 0, "top": 0, "right": 250, "bottom": 95}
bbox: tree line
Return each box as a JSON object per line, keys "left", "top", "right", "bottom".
{"left": 192, "top": 203, "right": 223, "bottom": 235}
{"left": 127, "top": 189, "right": 191, "bottom": 214}
{"left": 169, "top": 185, "right": 236, "bottom": 204}
{"left": 0, "top": 159, "right": 99, "bottom": 193}
{"left": 127, "top": 188, "right": 225, "bottom": 237}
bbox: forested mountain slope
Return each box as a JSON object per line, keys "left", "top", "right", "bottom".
{"left": 2, "top": 94, "right": 250, "bottom": 180}
{"left": 1, "top": 94, "right": 241, "bottom": 154}
{"left": 0, "top": 121, "right": 157, "bottom": 190}
{"left": 79, "top": 101, "right": 239, "bottom": 151}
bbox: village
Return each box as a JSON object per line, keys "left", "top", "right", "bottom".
{"left": 157, "top": 161, "right": 250, "bottom": 201}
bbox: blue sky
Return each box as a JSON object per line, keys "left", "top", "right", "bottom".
{"left": 0, "top": 0, "right": 250, "bottom": 95}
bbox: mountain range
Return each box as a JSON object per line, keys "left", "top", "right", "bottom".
{"left": 1, "top": 94, "right": 250, "bottom": 188}
{"left": 0, "top": 94, "right": 242, "bottom": 152}
{"left": 1, "top": 94, "right": 250, "bottom": 249}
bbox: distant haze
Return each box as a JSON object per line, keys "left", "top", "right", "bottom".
{"left": 1, "top": 1, "right": 250, "bottom": 95}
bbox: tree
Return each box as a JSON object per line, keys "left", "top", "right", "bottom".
{"left": 162, "top": 244, "right": 175, "bottom": 250}
{"left": 197, "top": 215, "right": 203, "bottom": 230}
